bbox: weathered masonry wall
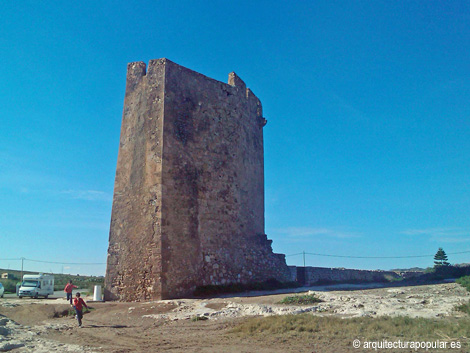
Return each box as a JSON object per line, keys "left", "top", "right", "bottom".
{"left": 289, "top": 266, "right": 424, "bottom": 285}
{"left": 303, "top": 267, "right": 400, "bottom": 284}
{"left": 105, "top": 61, "right": 165, "bottom": 301}
{"left": 105, "top": 59, "right": 291, "bottom": 301}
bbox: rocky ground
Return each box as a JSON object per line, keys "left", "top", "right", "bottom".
{"left": 0, "top": 282, "right": 468, "bottom": 352}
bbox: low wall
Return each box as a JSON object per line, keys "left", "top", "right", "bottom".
{"left": 304, "top": 267, "right": 399, "bottom": 284}
{"left": 287, "top": 266, "right": 425, "bottom": 285}
{"left": 288, "top": 266, "right": 297, "bottom": 282}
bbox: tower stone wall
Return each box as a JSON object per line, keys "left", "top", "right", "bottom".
{"left": 105, "top": 59, "right": 291, "bottom": 301}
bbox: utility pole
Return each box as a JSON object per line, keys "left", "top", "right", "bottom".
{"left": 20, "top": 257, "right": 25, "bottom": 280}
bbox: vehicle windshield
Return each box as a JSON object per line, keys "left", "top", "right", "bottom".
{"left": 22, "top": 280, "right": 39, "bottom": 287}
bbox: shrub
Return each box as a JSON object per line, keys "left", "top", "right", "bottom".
{"left": 0, "top": 279, "right": 19, "bottom": 293}
{"left": 191, "top": 315, "right": 209, "bottom": 321}
{"left": 454, "top": 275, "right": 470, "bottom": 316}
{"left": 456, "top": 302, "right": 470, "bottom": 315}
{"left": 53, "top": 309, "right": 72, "bottom": 318}
{"left": 456, "top": 275, "right": 470, "bottom": 292}
{"left": 278, "top": 294, "right": 323, "bottom": 305}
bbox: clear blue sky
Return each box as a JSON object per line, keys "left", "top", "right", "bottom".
{"left": 1, "top": 1, "right": 469, "bottom": 276}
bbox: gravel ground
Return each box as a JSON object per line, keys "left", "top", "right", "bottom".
{"left": 0, "top": 282, "right": 468, "bottom": 352}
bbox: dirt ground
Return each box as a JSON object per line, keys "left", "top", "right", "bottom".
{"left": 0, "top": 282, "right": 469, "bottom": 352}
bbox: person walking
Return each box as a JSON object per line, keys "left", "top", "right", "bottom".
{"left": 73, "top": 292, "right": 88, "bottom": 327}
{"left": 64, "top": 280, "right": 77, "bottom": 304}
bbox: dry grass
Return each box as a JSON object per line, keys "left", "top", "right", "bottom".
{"left": 232, "top": 314, "right": 470, "bottom": 345}
{"left": 456, "top": 303, "right": 470, "bottom": 315}
{"left": 455, "top": 275, "right": 470, "bottom": 315}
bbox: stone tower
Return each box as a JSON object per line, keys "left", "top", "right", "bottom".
{"left": 104, "top": 59, "right": 291, "bottom": 301}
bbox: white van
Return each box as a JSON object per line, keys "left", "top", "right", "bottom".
{"left": 18, "top": 274, "right": 54, "bottom": 299}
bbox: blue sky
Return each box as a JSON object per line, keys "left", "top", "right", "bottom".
{"left": 1, "top": 1, "right": 469, "bottom": 275}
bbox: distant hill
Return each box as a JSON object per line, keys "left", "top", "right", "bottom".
{"left": 0, "top": 268, "right": 104, "bottom": 293}
{"left": 390, "top": 267, "right": 427, "bottom": 272}
{"left": 391, "top": 264, "right": 470, "bottom": 273}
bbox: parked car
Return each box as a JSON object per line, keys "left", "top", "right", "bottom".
{"left": 0, "top": 283, "right": 4, "bottom": 298}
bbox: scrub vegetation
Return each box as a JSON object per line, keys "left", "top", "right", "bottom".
{"left": 232, "top": 314, "right": 469, "bottom": 347}
{"left": 455, "top": 275, "right": 470, "bottom": 315}
{"left": 278, "top": 294, "right": 323, "bottom": 305}
{"left": 456, "top": 276, "right": 470, "bottom": 292}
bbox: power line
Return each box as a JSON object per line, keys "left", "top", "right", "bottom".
{"left": 285, "top": 253, "right": 303, "bottom": 257}
{"left": 0, "top": 258, "right": 105, "bottom": 265}
{"left": 305, "top": 252, "right": 430, "bottom": 259}
{"left": 2, "top": 249, "right": 469, "bottom": 265}
{"left": 284, "top": 249, "right": 470, "bottom": 259}
{"left": 447, "top": 250, "right": 470, "bottom": 255}
{"left": 25, "top": 258, "right": 106, "bottom": 265}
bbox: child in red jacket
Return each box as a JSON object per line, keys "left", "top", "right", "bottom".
{"left": 73, "top": 292, "right": 88, "bottom": 327}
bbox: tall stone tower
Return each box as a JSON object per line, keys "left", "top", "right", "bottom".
{"left": 105, "top": 59, "right": 291, "bottom": 301}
